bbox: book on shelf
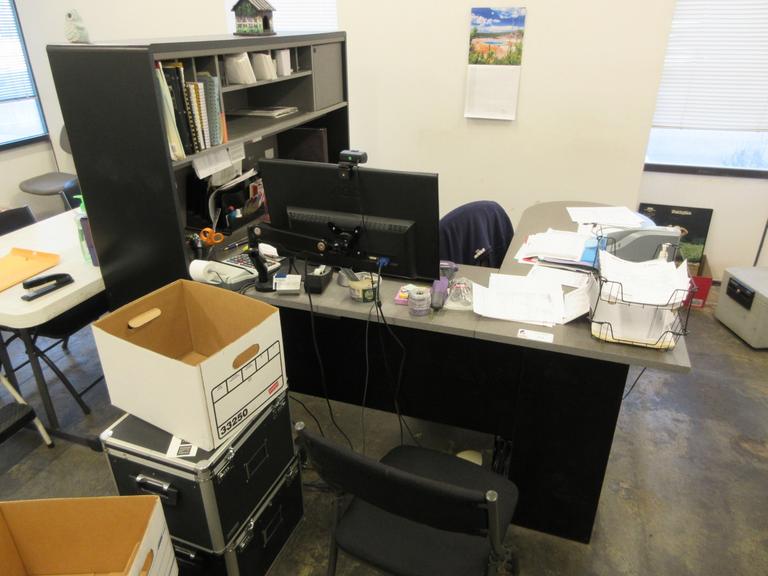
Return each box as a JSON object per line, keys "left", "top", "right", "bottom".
{"left": 154, "top": 63, "right": 185, "bottom": 161}
{"left": 185, "top": 82, "right": 205, "bottom": 150}
{"left": 224, "top": 52, "right": 257, "bottom": 84}
{"left": 196, "top": 82, "right": 211, "bottom": 149}
{"left": 275, "top": 49, "right": 292, "bottom": 77}
{"left": 228, "top": 106, "right": 299, "bottom": 119}
{"left": 160, "top": 64, "right": 194, "bottom": 155}
{"left": 198, "top": 72, "right": 224, "bottom": 147}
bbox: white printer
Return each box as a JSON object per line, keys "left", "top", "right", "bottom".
{"left": 715, "top": 267, "right": 768, "bottom": 348}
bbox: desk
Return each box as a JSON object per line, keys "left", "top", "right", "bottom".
{"left": 244, "top": 201, "right": 691, "bottom": 543}
{"left": 0, "top": 210, "right": 105, "bottom": 430}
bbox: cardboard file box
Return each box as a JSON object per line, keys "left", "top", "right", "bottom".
{"left": 102, "top": 393, "right": 295, "bottom": 553}
{"left": 93, "top": 280, "right": 287, "bottom": 451}
{"left": 173, "top": 458, "right": 304, "bottom": 576}
{"left": 0, "top": 495, "right": 177, "bottom": 576}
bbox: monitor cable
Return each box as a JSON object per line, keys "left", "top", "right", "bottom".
{"left": 304, "top": 258, "right": 355, "bottom": 451}
{"left": 372, "top": 259, "right": 422, "bottom": 447}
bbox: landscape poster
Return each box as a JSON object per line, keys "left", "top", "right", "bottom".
{"left": 638, "top": 203, "right": 714, "bottom": 273}
{"left": 469, "top": 7, "right": 527, "bottom": 66}
{"left": 465, "top": 7, "right": 527, "bottom": 120}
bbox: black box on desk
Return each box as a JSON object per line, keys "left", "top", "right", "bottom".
{"left": 101, "top": 393, "right": 294, "bottom": 553}
{"left": 173, "top": 457, "right": 304, "bottom": 576}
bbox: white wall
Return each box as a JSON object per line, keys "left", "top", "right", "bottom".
{"left": 13, "top": 0, "right": 230, "bottom": 173}
{"left": 639, "top": 172, "right": 768, "bottom": 279}
{"left": 337, "top": 0, "right": 676, "bottom": 226}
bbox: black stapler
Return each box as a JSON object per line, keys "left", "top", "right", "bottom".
{"left": 21, "top": 273, "right": 74, "bottom": 301}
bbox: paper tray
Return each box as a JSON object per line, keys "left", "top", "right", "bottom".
{"left": 0, "top": 248, "right": 60, "bottom": 292}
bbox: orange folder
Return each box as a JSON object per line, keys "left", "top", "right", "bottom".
{"left": 0, "top": 248, "right": 60, "bottom": 293}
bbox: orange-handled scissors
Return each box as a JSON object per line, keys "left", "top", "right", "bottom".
{"left": 200, "top": 227, "right": 224, "bottom": 247}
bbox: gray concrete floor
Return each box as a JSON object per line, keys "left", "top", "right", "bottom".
{"left": 1, "top": 288, "right": 766, "bottom": 575}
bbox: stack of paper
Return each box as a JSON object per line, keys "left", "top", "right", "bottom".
{"left": 567, "top": 206, "right": 644, "bottom": 228}
{"left": 225, "top": 53, "right": 257, "bottom": 84}
{"left": 251, "top": 53, "right": 278, "bottom": 80}
{"left": 589, "top": 251, "right": 692, "bottom": 348}
{"left": 472, "top": 272, "right": 593, "bottom": 327}
{"left": 275, "top": 49, "right": 292, "bottom": 77}
{"left": 514, "top": 228, "right": 596, "bottom": 268}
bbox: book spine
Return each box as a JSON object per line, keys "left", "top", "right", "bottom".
{"left": 186, "top": 82, "right": 205, "bottom": 150}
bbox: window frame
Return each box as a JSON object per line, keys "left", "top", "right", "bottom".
{"left": 644, "top": 162, "right": 768, "bottom": 180}
{"left": 0, "top": 0, "right": 49, "bottom": 152}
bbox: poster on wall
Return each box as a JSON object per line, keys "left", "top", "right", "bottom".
{"left": 464, "top": 7, "right": 527, "bottom": 121}
{"left": 638, "top": 203, "right": 714, "bottom": 275}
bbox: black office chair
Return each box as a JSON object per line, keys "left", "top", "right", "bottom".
{"left": 0, "top": 206, "right": 106, "bottom": 414}
{"left": 296, "top": 423, "right": 519, "bottom": 576}
{"left": 439, "top": 201, "right": 514, "bottom": 268}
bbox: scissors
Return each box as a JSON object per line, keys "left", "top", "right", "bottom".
{"left": 199, "top": 227, "right": 224, "bottom": 247}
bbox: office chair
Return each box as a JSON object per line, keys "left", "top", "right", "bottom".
{"left": 18, "top": 127, "right": 78, "bottom": 212}
{"left": 0, "top": 372, "right": 53, "bottom": 448}
{"left": 296, "top": 423, "right": 519, "bottom": 576}
{"left": 439, "top": 201, "right": 514, "bottom": 268}
{"left": 0, "top": 207, "right": 106, "bottom": 413}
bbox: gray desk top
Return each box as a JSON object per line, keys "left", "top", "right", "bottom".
{"left": 245, "top": 201, "right": 691, "bottom": 373}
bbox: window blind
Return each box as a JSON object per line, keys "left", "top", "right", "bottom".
{"left": 270, "top": 0, "right": 338, "bottom": 33}
{"left": 652, "top": 0, "right": 768, "bottom": 132}
{"left": 0, "top": 0, "right": 36, "bottom": 102}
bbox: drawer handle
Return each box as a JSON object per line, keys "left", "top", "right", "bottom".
{"left": 134, "top": 473, "right": 179, "bottom": 506}
{"left": 262, "top": 505, "right": 284, "bottom": 547}
{"left": 245, "top": 440, "right": 269, "bottom": 482}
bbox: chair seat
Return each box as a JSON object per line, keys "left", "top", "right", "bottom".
{"left": 335, "top": 446, "right": 519, "bottom": 576}
{"left": 0, "top": 403, "right": 35, "bottom": 443}
{"left": 19, "top": 172, "right": 77, "bottom": 196}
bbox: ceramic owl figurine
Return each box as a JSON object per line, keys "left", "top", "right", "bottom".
{"left": 64, "top": 10, "right": 90, "bottom": 44}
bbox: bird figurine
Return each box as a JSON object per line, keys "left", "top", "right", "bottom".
{"left": 64, "top": 10, "right": 90, "bottom": 44}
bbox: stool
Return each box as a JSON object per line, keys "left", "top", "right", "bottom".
{"left": 19, "top": 172, "right": 78, "bottom": 211}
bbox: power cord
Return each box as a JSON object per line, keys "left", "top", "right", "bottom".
{"left": 304, "top": 258, "right": 355, "bottom": 451}
{"left": 623, "top": 367, "right": 647, "bottom": 400}
{"left": 360, "top": 302, "right": 375, "bottom": 455}
{"left": 289, "top": 393, "right": 325, "bottom": 437}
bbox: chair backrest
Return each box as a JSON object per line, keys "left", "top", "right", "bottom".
{"left": 298, "top": 426, "right": 490, "bottom": 535}
{"left": 0, "top": 206, "right": 36, "bottom": 236}
{"left": 439, "top": 201, "right": 514, "bottom": 268}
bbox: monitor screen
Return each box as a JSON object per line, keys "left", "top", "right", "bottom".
{"left": 259, "top": 158, "right": 440, "bottom": 280}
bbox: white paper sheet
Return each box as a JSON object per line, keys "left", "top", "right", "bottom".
{"left": 193, "top": 149, "right": 233, "bottom": 179}
{"left": 464, "top": 64, "right": 521, "bottom": 121}
{"left": 514, "top": 229, "right": 590, "bottom": 262}
{"left": 567, "top": 206, "right": 644, "bottom": 228}
{"left": 473, "top": 282, "right": 556, "bottom": 326}
{"left": 527, "top": 265, "right": 591, "bottom": 288}
{"left": 598, "top": 251, "right": 691, "bottom": 306}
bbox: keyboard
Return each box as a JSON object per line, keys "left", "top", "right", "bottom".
{"left": 223, "top": 251, "right": 282, "bottom": 274}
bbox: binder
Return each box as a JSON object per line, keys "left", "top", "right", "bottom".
{"left": 251, "top": 52, "right": 277, "bottom": 80}
{"left": 155, "top": 64, "right": 185, "bottom": 161}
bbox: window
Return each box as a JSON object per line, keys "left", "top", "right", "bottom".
{"left": 645, "top": 0, "right": 768, "bottom": 176}
{"left": 0, "top": 0, "right": 47, "bottom": 149}
{"left": 269, "top": 0, "right": 337, "bottom": 33}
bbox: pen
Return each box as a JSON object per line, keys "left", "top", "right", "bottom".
{"left": 223, "top": 238, "right": 249, "bottom": 251}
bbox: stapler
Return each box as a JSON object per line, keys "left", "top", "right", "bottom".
{"left": 21, "top": 273, "right": 74, "bottom": 301}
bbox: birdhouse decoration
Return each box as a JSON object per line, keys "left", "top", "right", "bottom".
{"left": 232, "top": 0, "right": 276, "bottom": 36}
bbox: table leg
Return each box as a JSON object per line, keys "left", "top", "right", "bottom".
{"left": 0, "top": 334, "right": 21, "bottom": 393}
{"left": 18, "top": 329, "right": 60, "bottom": 430}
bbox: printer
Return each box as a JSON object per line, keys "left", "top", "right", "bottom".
{"left": 715, "top": 267, "right": 768, "bottom": 349}
{"left": 603, "top": 225, "right": 681, "bottom": 262}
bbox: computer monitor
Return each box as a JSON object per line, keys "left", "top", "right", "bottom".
{"left": 258, "top": 158, "right": 440, "bottom": 280}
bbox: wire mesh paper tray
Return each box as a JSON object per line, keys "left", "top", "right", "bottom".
{"left": 588, "top": 278, "right": 695, "bottom": 350}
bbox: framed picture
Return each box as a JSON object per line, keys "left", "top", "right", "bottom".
{"left": 638, "top": 203, "right": 713, "bottom": 274}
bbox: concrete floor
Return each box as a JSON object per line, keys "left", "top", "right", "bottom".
{"left": 1, "top": 288, "right": 767, "bottom": 575}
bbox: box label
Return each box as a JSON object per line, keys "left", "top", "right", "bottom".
{"left": 211, "top": 340, "right": 285, "bottom": 440}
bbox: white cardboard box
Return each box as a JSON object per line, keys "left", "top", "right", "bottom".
{"left": 0, "top": 495, "right": 176, "bottom": 576}
{"left": 92, "top": 280, "right": 286, "bottom": 451}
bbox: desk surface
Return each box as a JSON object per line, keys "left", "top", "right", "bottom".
{"left": 246, "top": 201, "right": 691, "bottom": 372}
{"left": 0, "top": 210, "right": 105, "bottom": 329}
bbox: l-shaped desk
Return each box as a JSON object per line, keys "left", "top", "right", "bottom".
{"left": 244, "top": 201, "right": 691, "bottom": 543}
